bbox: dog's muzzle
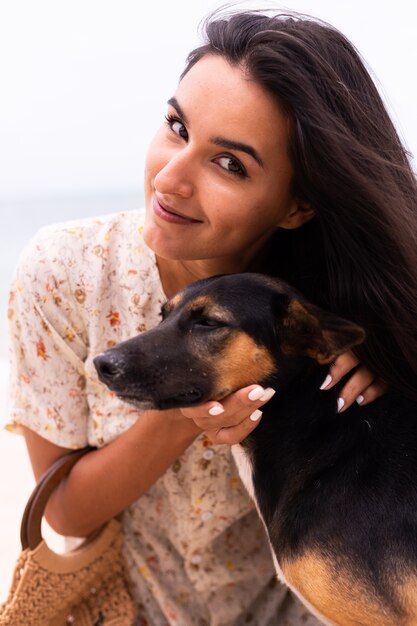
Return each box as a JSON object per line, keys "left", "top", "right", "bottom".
{"left": 93, "top": 352, "right": 127, "bottom": 388}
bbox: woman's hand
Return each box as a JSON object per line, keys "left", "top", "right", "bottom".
{"left": 180, "top": 348, "right": 387, "bottom": 441}
{"left": 179, "top": 385, "right": 276, "bottom": 445}
{"left": 320, "top": 350, "right": 388, "bottom": 412}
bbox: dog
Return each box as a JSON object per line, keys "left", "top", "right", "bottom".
{"left": 94, "top": 273, "right": 417, "bottom": 626}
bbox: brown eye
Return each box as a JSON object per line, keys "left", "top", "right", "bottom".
{"left": 216, "top": 155, "right": 247, "bottom": 178}
{"left": 165, "top": 114, "right": 188, "bottom": 140}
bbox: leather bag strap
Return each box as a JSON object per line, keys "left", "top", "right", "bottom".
{"left": 21, "top": 446, "right": 95, "bottom": 550}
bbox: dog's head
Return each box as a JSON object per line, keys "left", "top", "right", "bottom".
{"left": 94, "top": 273, "right": 365, "bottom": 410}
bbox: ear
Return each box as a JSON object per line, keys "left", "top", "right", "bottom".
{"left": 281, "top": 299, "right": 365, "bottom": 364}
{"left": 278, "top": 199, "right": 316, "bottom": 230}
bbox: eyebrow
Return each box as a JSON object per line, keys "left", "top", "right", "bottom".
{"left": 211, "top": 137, "right": 264, "bottom": 168}
{"left": 168, "top": 97, "right": 189, "bottom": 125}
{"left": 167, "top": 96, "right": 264, "bottom": 169}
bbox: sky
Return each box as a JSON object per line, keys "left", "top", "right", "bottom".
{"left": 0, "top": 0, "right": 416, "bottom": 200}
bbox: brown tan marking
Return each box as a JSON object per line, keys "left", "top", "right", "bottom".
{"left": 282, "top": 299, "right": 334, "bottom": 364}
{"left": 287, "top": 298, "right": 318, "bottom": 322}
{"left": 283, "top": 551, "right": 401, "bottom": 626}
{"left": 397, "top": 575, "right": 417, "bottom": 624}
{"left": 211, "top": 331, "right": 275, "bottom": 399}
{"left": 282, "top": 299, "right": 365, "bottom": 365}
{"left": 186, "top": 295, "right": 236, "bottom": 324}
{"left": 167, "top": 292, "right": 184, "bottom": 311}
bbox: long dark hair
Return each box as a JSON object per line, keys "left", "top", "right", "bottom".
{"left": 183, "top": 11, "right": 417, "bottom": 399}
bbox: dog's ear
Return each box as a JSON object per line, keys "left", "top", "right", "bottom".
{"left": 280, "top": 299, "right": 365, "bottom": 364}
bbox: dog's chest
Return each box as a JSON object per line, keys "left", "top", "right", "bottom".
{"left": 231, "top": 443, "right": 257, "bottom": 502}
{"left": 232, "top": 443, "right": 286, "bottom": 562}
{"left": 231, "top": 443, "right": 285, "bottom": 579}
{"left": 231, "top": 443, "right": 337, "bottom": 626}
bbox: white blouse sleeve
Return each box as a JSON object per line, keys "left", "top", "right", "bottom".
{"left": 6, "top": 226, "right": 90, "bottom": 448}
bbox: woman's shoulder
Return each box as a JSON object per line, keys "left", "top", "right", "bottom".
{"left": 12, "top": 211, "right": 163, "bottom": 320}
{"left": 24, "top": 208, "right": 146, "bottom": 256}
{"left": 15, "top": 208, "right": 155, "bottom": 284}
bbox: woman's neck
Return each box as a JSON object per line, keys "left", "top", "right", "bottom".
{"left": 156, "top": 254, "right": 264, "bottom": 299}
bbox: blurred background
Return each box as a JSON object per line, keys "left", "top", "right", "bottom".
{"left": 0, "top": 0, "right": 416, "bottom": 602}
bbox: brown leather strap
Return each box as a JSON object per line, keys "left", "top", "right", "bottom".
{"left": 21, "top": 446, "right": 95, "bottom": 550}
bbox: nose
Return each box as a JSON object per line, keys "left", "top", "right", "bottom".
{"left": 154, "top": 150, "right": 194, "bottom": 199}
{"left": 93, "top": 352, "right": 125, "bottom": 386}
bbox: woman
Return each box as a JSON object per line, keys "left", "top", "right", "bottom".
{"left": 7, "top": 10, "right": 417, "bottom": 626}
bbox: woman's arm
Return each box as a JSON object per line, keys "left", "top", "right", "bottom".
{"left": 23, "top": 411, "right": 201, "bottom": 538}
{"left": 23, "top": 382, "right": 268, "bottom": 538}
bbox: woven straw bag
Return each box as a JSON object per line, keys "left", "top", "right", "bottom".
{"left": 0, "top": 447, "right": 137, "bottom": 626}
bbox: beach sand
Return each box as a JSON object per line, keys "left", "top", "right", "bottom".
{"left": 0, "top": 360, "right": 65, "bottom": 603}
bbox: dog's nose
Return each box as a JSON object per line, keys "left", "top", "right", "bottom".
{"left": 93, "top": 353, "right": 125, "bottom": 384}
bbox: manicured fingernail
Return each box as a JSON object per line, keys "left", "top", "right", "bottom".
{"left": 249, "top": 409, "right": 263, "bottom": 422}
{"left": 320, "top": 374, "right": 332, "bottom": 390}
{"left": 356, "top": 394, "right": 365, "bottom": 405}
{"left": 209, "top": 405, "right": 224, "bottom": 416}
{"left": 260, "top": 387, "right": 276, "bottom": 402}
{"left": 248, "top": 386, "right": 265, "bottom": 401}
{"left": 337, "top": 397, "right": 345, "bottom": 413}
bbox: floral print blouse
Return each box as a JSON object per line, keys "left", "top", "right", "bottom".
{"left": 6, "top": 210, "right": 323, "bottom": 626}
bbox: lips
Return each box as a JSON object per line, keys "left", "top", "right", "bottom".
{"left": 153, "top": 195, "right": 202, "bottom": 225}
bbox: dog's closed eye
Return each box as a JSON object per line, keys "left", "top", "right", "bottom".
{"left": 193, "top": 316, "right": 228, "bottom": 329}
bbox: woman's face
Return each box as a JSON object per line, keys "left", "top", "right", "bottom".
{"left": 143, "top": 54, "right": 309, "bottom": 271}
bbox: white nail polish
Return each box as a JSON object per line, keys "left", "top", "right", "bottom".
{"left": 320, "top": 374, "right": 332, "bottom": 390}
{"left": 356, "top": 394, "right": 365, "bottom": 405}
{"left": 248, "top": 387, "right": 265, "bottom": 401}
{"left": 209, "top": 405, "right": 224, "bottom": 416}
{"left": 259, "top": 387, "right": 276, "bottom": 402}
{"left": 249, "top": 409, "right": 263, "bottom": 422}
{"left": 337, "top": 397, "right": 345, "bottom": 413}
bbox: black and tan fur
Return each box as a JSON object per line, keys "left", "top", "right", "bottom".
{"left": 94, "top": 273, "right": 417, "bottom": 626}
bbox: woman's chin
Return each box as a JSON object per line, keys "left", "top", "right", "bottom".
{"left": 142, "top": 223, "right": 191, "bottom": 261}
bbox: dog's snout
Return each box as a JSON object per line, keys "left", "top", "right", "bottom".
{"left": 94, "top": 353, "right": 125, "bottom": 384}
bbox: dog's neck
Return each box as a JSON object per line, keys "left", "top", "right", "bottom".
{"left": 242, "top": 364, "right": 365, "bottom": 548}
